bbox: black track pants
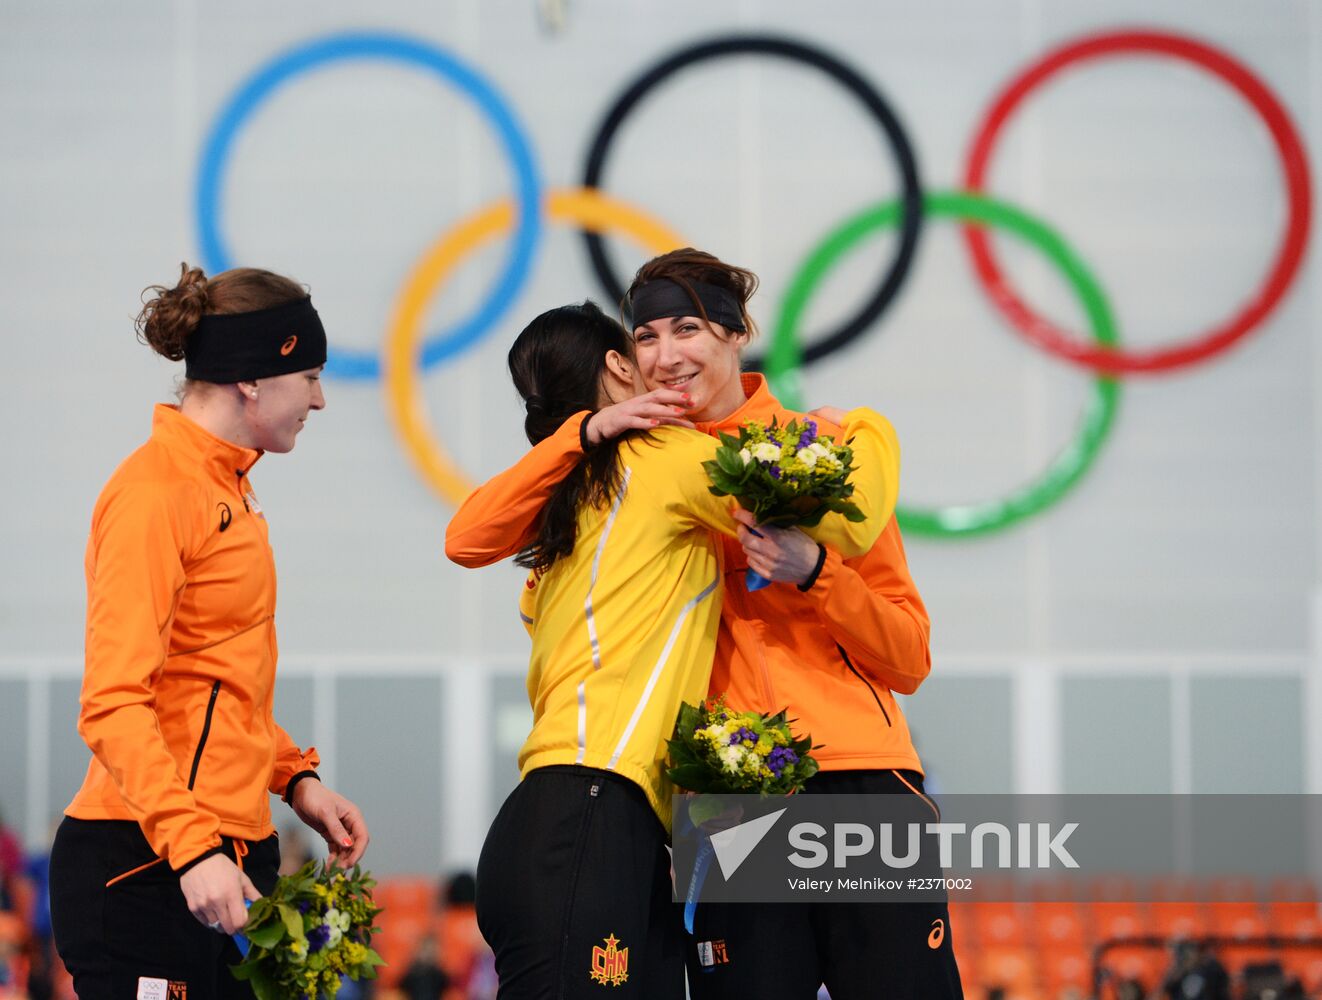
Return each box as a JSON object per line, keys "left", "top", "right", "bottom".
{"left": 684, "top": 770, "right": 965, "bottom": 1000}
{"left": 476, "top": 766, "right": 684, "bottom": 999}
{"left": 50, "top": 818, "right": 279, "bottom": 1000}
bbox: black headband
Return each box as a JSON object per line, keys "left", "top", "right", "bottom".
{"left": 628, "top": 278, "right": 747, "bottom": 332}
{"left": 185, "top": 297, "right": 328, "bottom": 383}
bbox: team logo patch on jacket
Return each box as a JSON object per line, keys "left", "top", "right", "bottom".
{"left": 589, "top": 933, "right": 628, "bottom": 986}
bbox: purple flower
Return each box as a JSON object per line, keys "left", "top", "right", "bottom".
{"left": 797, "top": 420, "right": 817, "bottom": 450}
{"left": 307, "top": 923, "right": 331, "bottom": 954}
{"left": 769, "top": 466, "right": 782, "bottom": 480}
{"left": 767, "top": 747, "right": 799, "bottom": 776}
{"left": 296, "top": 900, "right": 311, "bottom": 914}
{"left": 728, "top": 727, "right": 756, "bottom": 746}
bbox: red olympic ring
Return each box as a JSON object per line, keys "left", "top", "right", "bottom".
{"left": 963, "top": 29, "right": 1312, "bottom": 375}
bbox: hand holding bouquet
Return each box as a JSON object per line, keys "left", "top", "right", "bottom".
{"left": 231, "top": 861, "right": 383, "bottom": 1000}
{"left": 703, "top": 417, "right": 863, "bottom": 590}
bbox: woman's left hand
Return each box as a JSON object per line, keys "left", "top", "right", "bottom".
{"left": 733, "top": 509, "right": 820, "bottom": 586}
{"left": 291, "top": 779, "right": 370, "bottom": 866}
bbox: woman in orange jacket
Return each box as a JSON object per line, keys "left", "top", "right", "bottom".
{"left": 49, "top": 264, "right": 369, "bottom": 1000}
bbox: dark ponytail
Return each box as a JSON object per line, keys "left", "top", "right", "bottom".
{"left": 508, "top": 301, "right": 635, "bottom": 572}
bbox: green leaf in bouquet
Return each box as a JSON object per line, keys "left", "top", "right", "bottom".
{"left": 714, "top": 447, "right": 747, "bottom": 478}
{"left": 276, "top": 902, "right": 305, "bottom": 941}
{"left": 244, "top": 962, "right": 280, "bottom": 1000}
{"left": 666, "top": 763, "right": 715, "bottom": 790}
{"left": 672, "top": 701, "right": 704, "bottom": 737}
{"left": 245, "top": 896, "right": 274, "bottom": 926}
{"left": 687, "top": 794, "right": 732, "bottom": 828}
{"left": 244, "top": 920, "right": 286, "bottom": 949}
{"left": 666, "top": 741, "right": 702, "bottom": 769}
{"left": 706, "top": 471, "right": 746, "bottom": 496}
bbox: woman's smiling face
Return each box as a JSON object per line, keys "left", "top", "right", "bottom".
{"left": 630, "top": 315, "right": 748, "bottom": 422}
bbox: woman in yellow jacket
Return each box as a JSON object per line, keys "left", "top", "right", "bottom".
{"left": 50, "top": 264, "right": 369, "bottom": 1000}
{"left": 450, "top": 299, "right": 895, "bottom": 1000}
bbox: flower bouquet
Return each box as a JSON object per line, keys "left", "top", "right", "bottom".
{"left": 230, "top": 860, "right": 383, "bottom": 1000}
{"left": 667, "top": 697, "right": 818, "bottom": 932}
{"left": 703, "top": 417, "right": 863, "bottom": 590}
{"left": 666, "top": 696, "right": 818, "bottom": 825}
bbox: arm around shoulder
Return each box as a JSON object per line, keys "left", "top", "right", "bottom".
{"left": 444, "top": 411, "right": 589, "bottom": 567}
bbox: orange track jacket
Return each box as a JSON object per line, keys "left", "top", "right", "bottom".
{"left": 447, "top": 374, "right": 930, "bottom": 774}
{"left": 66, "top": 405, "right": 319, "bottom": 870}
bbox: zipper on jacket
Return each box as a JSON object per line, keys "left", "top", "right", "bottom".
{"left": 838, "top": 645, "right": 891, "bottom": 727}
{"left": 188, "top": 680, "right": 222, "bottom": 790}
{"left": 235, "top": 470, "right": 249, "bottom": 511}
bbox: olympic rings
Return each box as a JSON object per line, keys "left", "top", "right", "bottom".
{"left": 767, "top": 192, "right": 1121, "bottom": 537}
{"left": 579, "top": 34, "right": 923, "bottom": 370}
{"left": 195, "top": 26, "right": 1312, "bottom": 535}
{"left": 195, "top": 30, "right": 544, "bottom": 380}
{"left": 963, "top": 29, "right": 1312, "bottom": 375}
{"left": 384, "top": 189, "right": 686, "bottom": 505}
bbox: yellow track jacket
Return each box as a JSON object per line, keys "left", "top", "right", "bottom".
{"left": 448, "top": 411, "right": 897, "bottom": 828}
{"left": 67, "top": 405, "right": 319, "bottom": 870}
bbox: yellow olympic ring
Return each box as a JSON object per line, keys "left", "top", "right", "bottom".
{"left": 384, "top": 187, "right": 687, "bottom": 505}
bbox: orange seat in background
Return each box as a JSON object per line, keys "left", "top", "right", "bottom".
{"left": 1149, "top": 900, "right": 1206, "bottom": 940}
{"left": 375, "top": 876, "right": 436, "bottom": 921}
{"left": 973, "top": 902, "right": 1029, "bottom": 948}
{"left": 1279, "top": 949, "right": 1322, "bottom": 993}
{"left": 977, "top": 946, "right": 1038, "bottom": 994}
{"left": 1039, "top": 946, "right": 1092, "bottom": 994}
{"left": 1099, "top": 946, "right": 1166, "bottom": 995}
{"left": 1091, "top": 902, "right": 1149, "bottom": 941}
{"left": 1033, "top": 900, "right": 1088, "bottom": 949}
{"left": 373, "top": 915, "right": 430, "bottom": 990}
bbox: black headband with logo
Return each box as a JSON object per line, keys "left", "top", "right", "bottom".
{"left": 184, "top": 296, "right": 328, "bottom": 383}
{"left": 627, "top": 278, "right": 747, "bottom": 332}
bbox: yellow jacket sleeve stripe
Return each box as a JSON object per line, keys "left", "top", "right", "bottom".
{"left": 606, "top": 575, "right": 720, "bottom": 770}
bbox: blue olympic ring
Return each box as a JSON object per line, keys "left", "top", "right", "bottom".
{"left": 195, "top": 30, "right": 543, "bottom": 380}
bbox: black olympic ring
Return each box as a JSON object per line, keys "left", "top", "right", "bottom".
{"left": 579, "top": 34, "right": 924, "bottom": 370}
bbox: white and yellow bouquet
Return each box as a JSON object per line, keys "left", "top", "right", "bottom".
{"left": 667, "top": 696, "right": 818, "bottom": 800}
{"left": 703, "top": 417, "right": 863, "bottom": 590}
{"left": 231, "top": 861, "right": 383, "bottom": 1000}
{"left": 669, "top": 697, "right": 819, "bottom": 932}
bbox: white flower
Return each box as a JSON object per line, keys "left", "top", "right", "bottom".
{"left": 807, "top": 442, "right": 833, "bottom": 460}
{"left": 326, "top": 907, "right": 351, "bottom": 933}
{"left": 795, "top": 447, "right": 818, "bottom": 470}
{"left": 327, "top": 925, "right": 343, "bottom": 949}
{"left": 751, "top": 442, "right": 781, "bottom": 464}
{"left": 718, "top": 746, "right": 746, "bottom": 773}
{"left": 739, "top": 447, "right": 753, "bottom": 466}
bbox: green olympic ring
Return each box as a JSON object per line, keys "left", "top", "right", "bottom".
{"left": 766, "top": 191, "right": 1121, "bottom": 538}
